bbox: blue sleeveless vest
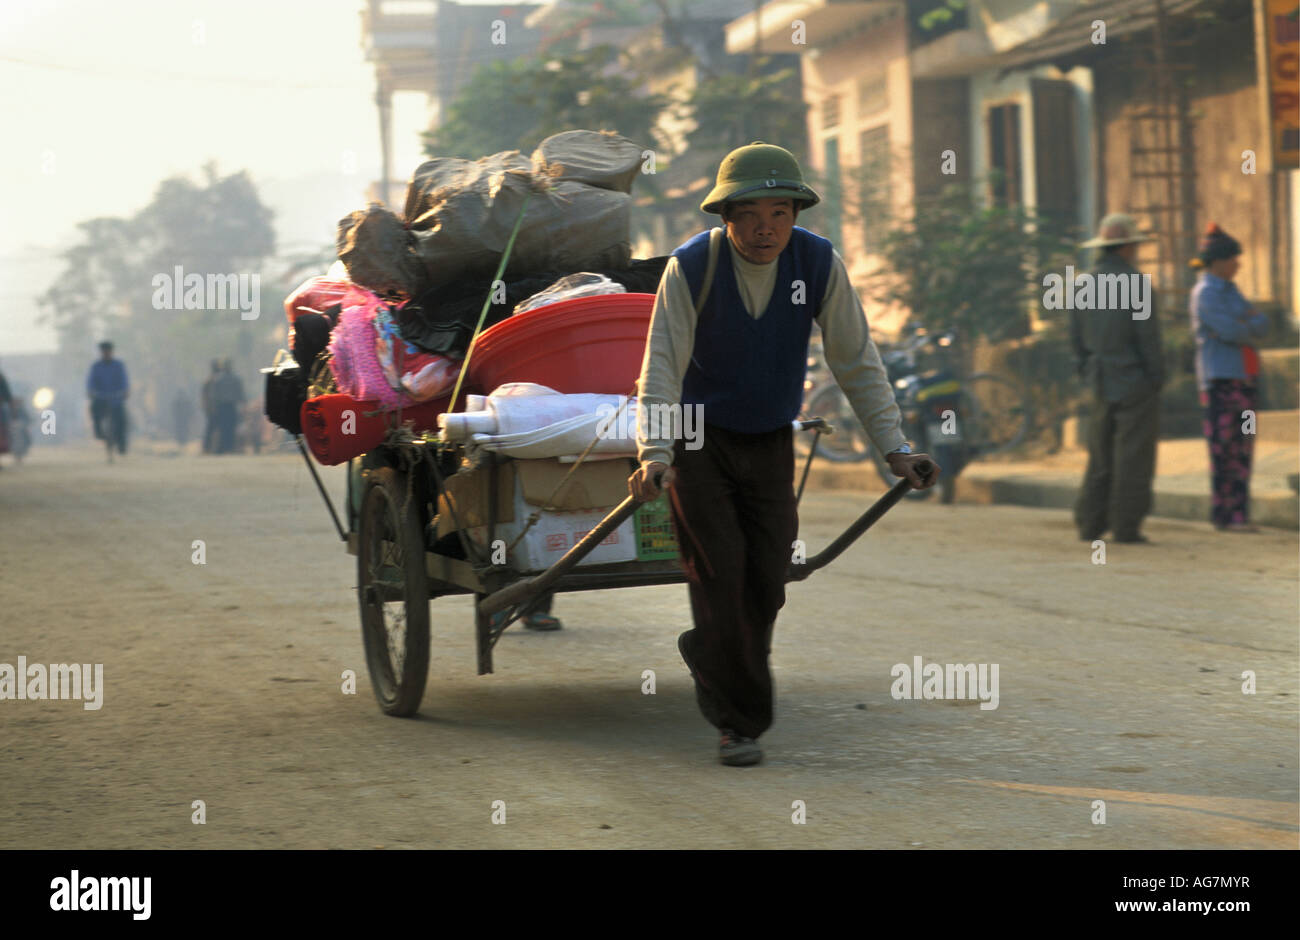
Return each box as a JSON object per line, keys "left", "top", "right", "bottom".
{"left": 672, "top": 226, "right": 834, "bottom": 433}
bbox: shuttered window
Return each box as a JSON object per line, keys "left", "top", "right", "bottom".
{"left": 859, "top": 126, "right": 891, "bottom": 251}
{"left": 822, "top": 95, "right": 842, "bottom": 130}
{"left": 857, "top": 73, "right": 887, "bottom": 118}
{"left": 987, "top": 103, "right": 1022, "bottom": 206}
{"left": 1031, "top": 77, "right": 1079, "bottom": 224}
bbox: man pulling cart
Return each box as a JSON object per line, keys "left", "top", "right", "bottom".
{"left": 629, "top": 142, "right": 939, "bottom": 765}
{"left": 275, "top": 133, "right": 939, "bottom": 767}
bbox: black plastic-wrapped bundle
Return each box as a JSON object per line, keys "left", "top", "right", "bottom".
{"left": 396, "top": 256, "right": 670, "bottom": 357}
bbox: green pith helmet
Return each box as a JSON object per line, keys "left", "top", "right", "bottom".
{"left": 701, "top": 141, "right": 821, "bottom": 215}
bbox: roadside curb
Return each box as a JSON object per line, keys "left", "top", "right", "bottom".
{"left": 802, "top": 460, "right": 1299, "bottom": 531}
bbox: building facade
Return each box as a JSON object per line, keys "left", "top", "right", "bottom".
{"left": 728, "top": 0, "right": 1296, "bottom": 333}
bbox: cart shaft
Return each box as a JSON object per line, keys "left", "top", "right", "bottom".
{"left": 787, "top": 461, "right": 931, "bottom": 581}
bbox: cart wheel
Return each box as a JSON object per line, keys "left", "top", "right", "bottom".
{"left": 357, "top": 466, "right": 430, "bottom": 716}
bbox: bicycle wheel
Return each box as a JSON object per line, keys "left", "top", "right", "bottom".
{"left": 114, "top": 405, "right": 129, "bottom": 454}
{"left": 960, "top": 373, "right": 1030, "bottom": 456}
{"left": 807, "top": 384, "right": 871, "bottom": 463}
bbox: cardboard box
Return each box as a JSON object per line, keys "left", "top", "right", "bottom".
{"left": 476, "top": 504, "right": 636, "bottom": 572}
{"left": 516, "top": 457, "right": 635, "bottom": 509}
{"left": 438, "top": 457, "right": 638, "bottom": 571}
{"left": 436, "top": 459, "right": 517, "bottom": 538}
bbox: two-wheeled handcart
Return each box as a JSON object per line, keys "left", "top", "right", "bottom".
{"left": 296, "top": 416, "right": 932, "bottom": 716}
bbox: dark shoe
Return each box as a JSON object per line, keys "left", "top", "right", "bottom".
{"left": 1079, "top": 532, "right": 1104, "bottom": 542}
{"left": 719, "top": 729, "right": 762, "bottom": 767}
{"left": 523, "top": 612, "right": 562, "bottom": 631}
{"left": 1113, "top": 533, "right": 1151, "bottom": 544}
{"left": 487, "top": 608, "right": 562, "bottom": 632}
{"left": 677, "top": 631, "right": 695, "bottom": 675}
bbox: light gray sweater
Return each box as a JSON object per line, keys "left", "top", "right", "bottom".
{"left": 636, "top": 228, "right": 907, "bottom": 467}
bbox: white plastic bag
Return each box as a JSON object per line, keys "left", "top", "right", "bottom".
{"left": 438, "top": 383, "right": 639, "bottom": 458}
{"left": 513, "top": 273, "right": 626, "bottom": 315}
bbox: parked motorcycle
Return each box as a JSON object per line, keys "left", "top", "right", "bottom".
{"left": 802, "top": 325, "right": 1031, "bottom": 503}
{"left": 8, "top": 400, "right": 32, "bottom": 462}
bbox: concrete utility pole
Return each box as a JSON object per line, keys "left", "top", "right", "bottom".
{"left": 751, "top": 0, "right": 763, "bottom": 140}
{"left": 376, "top": 82, "right": 392, "bottom": 206}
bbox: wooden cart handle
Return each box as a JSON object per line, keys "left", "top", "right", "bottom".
{"left": 787, "top": 459, "right": 933, "bottom": 582}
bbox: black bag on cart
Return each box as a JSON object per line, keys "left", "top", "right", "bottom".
{"left": 262, "top": 351, "right": 306, "bottom": 435}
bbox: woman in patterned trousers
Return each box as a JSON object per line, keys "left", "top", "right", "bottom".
{"left": 1189, "top": 224, "right": 1269, "bottom": 532}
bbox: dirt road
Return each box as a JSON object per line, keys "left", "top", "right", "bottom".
{"left": 1, "top": 444, "right": 1296, "bottom": 848}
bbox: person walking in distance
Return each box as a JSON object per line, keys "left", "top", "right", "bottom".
{"left": 86, "top": 341, "right": 129, "bottom": 462}
{"left": 172, "top": 387, "right": 195, "bottom": 448}
{"left": 1070, "top": 213, "right": 1165, "bottom": 544}
{"left": 211, "top": 359, "right": 244, "bottom": 454}
{"left": 0, "top": 363, "right": 13, "bottom": 467}
{"left": 629, "top": 141, "right": 936, "bottom": 766}
{"left": 201, "top": 360, "right": 220, "bottom": 454}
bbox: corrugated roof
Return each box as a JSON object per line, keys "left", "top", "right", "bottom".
{"left": 994, "top": 0, "right": 1214, "bottom": 76}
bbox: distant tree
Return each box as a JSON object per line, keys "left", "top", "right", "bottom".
{"left": 867, "top": 177, "right": 1079, "bottom": 359}
{"left": 38, "top": 165, "right": 280, "bottom": 435}
{"left": 136, "top": 163, "right": 274, "bottom": 275}
{"left": 859, "top": 173, "right": 1082, "bottom": 445}
{"left": 40, "top": 217, "right": 146, "bottom": 355}
{"left": 422, "top": 46, "right": 669, "bottom": 160}
{"left": 908, "top": 0, "right": 968, "bottom": 37}
{"left": 537, "top": 0, "right": 661, "bottom": 53}
{"left": 681, "top": 63, "right": 808, "bottom": 157}
{"left": 420, "top": 58, "right": 542, "bottom": 160}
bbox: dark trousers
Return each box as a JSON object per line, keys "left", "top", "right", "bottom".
{"left": 91, "top": 400, "right": 127, "bottom": 454}
{"left": 1203, "top": 379, "right": 1256, "bottom": 526}
{"left": 1075, "top": 391, "right": 1159, "bottom": 540}
{"left": 214, "top": 403, "right": 239, "bottom": 454}
{"left": 669, "top": 423, "right": 797, "bottom": 739}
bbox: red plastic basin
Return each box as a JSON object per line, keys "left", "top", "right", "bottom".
{"left": 465, "top": 293, "right": 654, "bottom": 395}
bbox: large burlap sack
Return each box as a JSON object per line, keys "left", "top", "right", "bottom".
{"left": 402, "top": 151, "right": 534, "bottom": 225}
{"left": 530, "top": 129, "right": 644, "bottom": 193}
{"left": 399, "top": 136, "right": 635, "bottom": 292}
{"left": 336, "top": 204, "right": 425, "bottom": 296}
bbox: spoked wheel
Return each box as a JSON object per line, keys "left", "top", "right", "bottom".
{"left": 807, "top": 384, "right": 872, "bottom": 463}
{"left": 357, "top": 466, "right": 430, "bottom": 716}
{"left": 961, "top": 373, "right": 1030, "bottom": 456}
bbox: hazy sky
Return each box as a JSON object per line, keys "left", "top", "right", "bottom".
{"left": 0, "top": 0, "right": 449, "bottom": 353}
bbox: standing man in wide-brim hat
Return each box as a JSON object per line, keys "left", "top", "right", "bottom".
{"left": 628, "top": 142, "right": 938, "bottom": 766}
{"left": 1070, "top": 212, "right": 1166, "bottom": 544}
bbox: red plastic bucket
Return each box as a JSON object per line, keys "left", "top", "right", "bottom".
{"left": 465, "top": 293, "right": 654, "bottom": 395}
{"left": 300, "top": 393, "right": 453, "bottom": 466}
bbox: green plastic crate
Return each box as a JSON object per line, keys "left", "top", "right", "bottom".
{"left": 633, "top": 493, "right": 679, "bottom": 561}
